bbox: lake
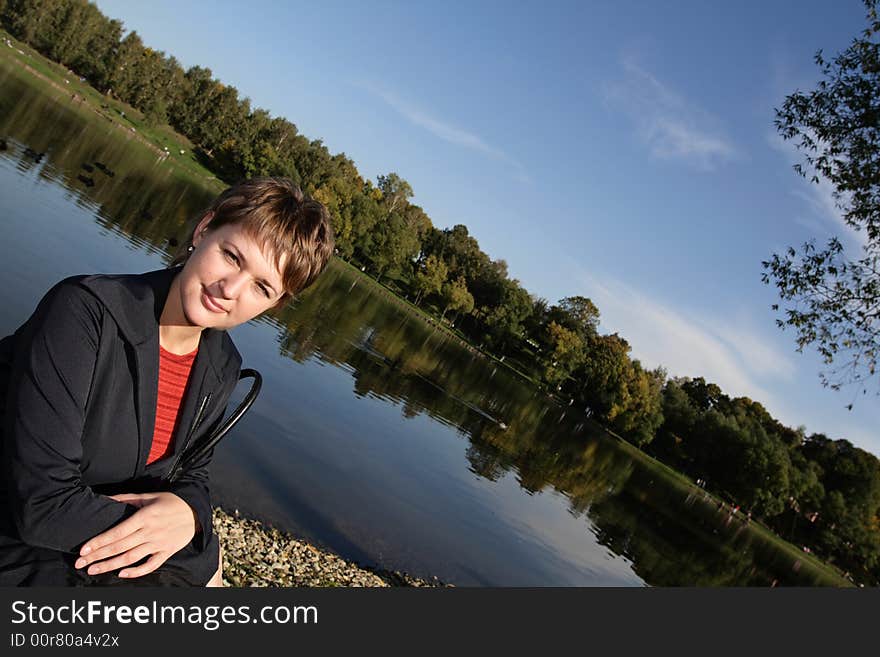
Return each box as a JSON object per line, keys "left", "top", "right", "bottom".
{"left": 0, "top": 56, "right": 845, "bottom": 586}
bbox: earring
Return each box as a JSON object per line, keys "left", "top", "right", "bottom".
{"left": 187, "top": 245, "right": 194, "bottom": 253}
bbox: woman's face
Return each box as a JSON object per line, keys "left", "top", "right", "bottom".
{"left": 176, "top": 217, "right": 287, "bottom": 330}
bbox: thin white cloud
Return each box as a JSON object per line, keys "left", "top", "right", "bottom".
{"left": 767, "top": 131, "right": 868, "bottom": 253}
{"left": 357, "top": 80, "right": 530, "bottom": 183}
{"left": 603, "top": 58, "right": 737, "bottom": 170}
{"left": 567, "top": 261, "right": 795, "bottom": 416}
{"left": 706, "top": 320, "right": 797, "bottom": 381}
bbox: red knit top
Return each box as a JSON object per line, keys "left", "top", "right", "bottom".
{"left": 147, "top": 344, "right": 198, "bottom": 465}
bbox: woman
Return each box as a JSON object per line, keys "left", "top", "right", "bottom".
{"left": 0, "top": 177, "right": 334, "bottom": 586}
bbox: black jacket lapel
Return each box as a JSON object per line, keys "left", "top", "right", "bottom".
{"left": 78, "top": 266, "right": 236, "bottom": 476}
{"left": 131, "top": 335, "right": 160, "bottom": 476}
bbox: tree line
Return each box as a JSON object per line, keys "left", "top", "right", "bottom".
{"left": 1, "top": 0, "right": 879, "bottom": 584}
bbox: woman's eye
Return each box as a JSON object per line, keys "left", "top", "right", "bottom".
{"left": 223, "top": 249, "right": 239, "bottom": 264}
{"left": 257, "top": 283, "right": 270, "bottom": 298}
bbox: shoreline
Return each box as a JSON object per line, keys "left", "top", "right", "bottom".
{"left": 212, "top": 507, "right": 451, "bottom": 588}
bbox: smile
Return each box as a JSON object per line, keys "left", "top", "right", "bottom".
{"left": 201, "top": 288, "right": 228, "bottom": 313}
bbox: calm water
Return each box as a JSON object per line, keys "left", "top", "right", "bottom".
{"left": 0, "top": 58, "right": 846, "bottom": 586}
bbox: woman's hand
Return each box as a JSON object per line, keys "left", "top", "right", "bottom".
{"left": 74, "top": 492, "right": 200, "bottom": 578}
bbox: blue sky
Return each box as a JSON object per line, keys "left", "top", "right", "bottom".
{"left": 94, "top": 0, "right": 880, "bottom": 455}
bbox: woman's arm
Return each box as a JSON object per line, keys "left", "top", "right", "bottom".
{"left": 73, "top": 491, "right": 200, "bottom": 578}
{"left": 2, "top": 280, "right": 135, "bottom": 552}
{"left": 74, "top": 424, "right": 224, "bottom": 578}
{"left": 73, "top": 393, "right": 232, "bottom": 578}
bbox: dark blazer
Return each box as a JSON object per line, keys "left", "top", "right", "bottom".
{"left": 0, "top": 265, "right": 242, "bottom": 586}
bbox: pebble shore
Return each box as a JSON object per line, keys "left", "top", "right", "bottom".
{"left": 212, "top": 507, "right": 451, "bottom": 587}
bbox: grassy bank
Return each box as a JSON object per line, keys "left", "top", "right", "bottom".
{"left": 1, "top": 28, "right": 220, "bottom": 186}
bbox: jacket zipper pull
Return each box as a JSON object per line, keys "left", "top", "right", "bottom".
{"left": 169, "top": 392, "right": 212, "bottom": 481}
{"left": 189, "top": 393, "right": 212, "bottom": 440}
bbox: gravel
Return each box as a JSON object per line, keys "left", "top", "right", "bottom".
{"left": 212, "top": 507, "right": 451, "bottom": 588}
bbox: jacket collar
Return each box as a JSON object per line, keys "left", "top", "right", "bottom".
{"left": 77, "top": 266, "right": 241, "bottom": 474}
{"left": 77, "top": 265, "right": 237, "bottom": 383}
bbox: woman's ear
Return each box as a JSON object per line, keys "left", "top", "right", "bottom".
{"left": 192, "top": 212, "right": 215, "bottom": 246}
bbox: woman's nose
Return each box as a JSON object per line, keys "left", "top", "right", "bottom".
{"left": 220, "top": 271, "right": 248, "bottom": 298}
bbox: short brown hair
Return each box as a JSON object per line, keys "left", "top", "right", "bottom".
{"left": 173, "top": 177, "right": 334, "bottom": 299}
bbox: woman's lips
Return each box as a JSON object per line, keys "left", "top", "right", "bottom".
{"left": 201, "top": 288, "right": 227, "bottom": 313}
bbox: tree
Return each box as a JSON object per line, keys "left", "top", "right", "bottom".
{"left": 556, "top": 296, "right": 601, "bottom": 337}
{"left": 107, "top": 31, "right": 146, "bottom": 104}
{"left": 441, "top": 276, "right": 474, "bottom": 321}
{"left": 481, "top": 278, "right": 533, "bottom": 351}
{"left": 48, "top": 0, "right": 90, "bottom": 67}
{"left": 652, "top": 378, "right": 700, "bottom": 468}
{"left": 800, "top": 434, "right": 880, "bottom": 575}
{"left": 2, "top": 0, "right": 59, "bottom": 47}
{"left": 608, "top": 363, "right": 665, "bottom": 448}
{"left": 468, "top": 257, "right": 508, "bottom": 311}
{"left": 428, "top": 224, "right": 484, "bottom": 283}
{"left": 311, "top": 153, "right": 365, "bottom": 257}
{"left": 680, "top": 377, "right": 723, "bottom": 412}
{"left": 522, "top": 295, "right": 550, "bottom": 347}
{"left": 360, "top": 207, "right": 423, "bottom": 281}
{"left": 293, "top": 137, "right": 333, "bottom": 193}
{"left": 575, "top": 333, "right": 633, "bottom": 418}
{"left": 763, "top": 0, "right": 880, "bottom": 398}
{"left": 542, "top": 321, "right": 585, "bottom": 387}
{"left": 413, "top": 254, "right": 448, "bottom": 304}
{"left": 376, "top": 172, "right": 413, "bottom": 215}
{"left": 73, "top": 12, "right": 122, "bottom": 90}
{"left": 172, "top": 65, "right": 215, "bottom": 138}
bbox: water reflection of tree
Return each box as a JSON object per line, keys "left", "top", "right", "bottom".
{"left": 591, "top": 496, "right": 759, "bottom": 586}
{"left": 588, "top": 469, "right": 764, "bottom": 586}
{"left": 273, "top": 264, "right": 529, "bottom": 437}
{"left": 263, "top": 264, "right": 844, "bottom": 585}
{"left": 272, "top": 264, "right": 653, "bottom": 544}
{"left": 0, "top": 69, "right": 216, "bottom": 255}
